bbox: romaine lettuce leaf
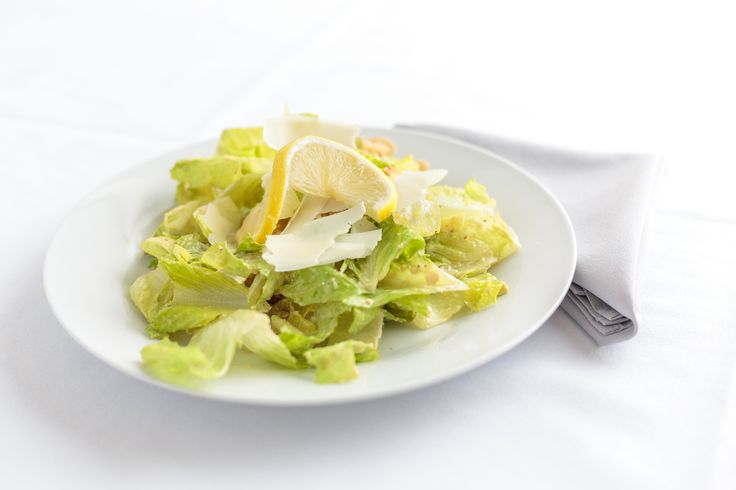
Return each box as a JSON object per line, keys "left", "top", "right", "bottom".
{"left": 149, "top": 305, "right": 231, "bottom": 336}
{"left": 161, "top": 261, "right": 250, "bottom": 309}
{"left": 129, "top": 267, "right": 170, "bottom": 322}
{"left": 174, "top": 234, "right": 209, "bottom": 259}
{"left": 463, "top": 273, "right": 508, "bottom": 311}
{"left": 392, "top": 199, "right": 442, "bottom": 237}
{"left": 220, "top": 172, "right": 264, "bottom": 209}
{"left": 193, "top": 196, "right": 242, "bottom": 245}
{"left": 247, "top": 270, "right": 284, "bottom": 312}
{"left": 385, "top": 273, "right": 508, "bottom": 328}
{"left": 427, "top": 180, "right": 496, "bottom": 217}
{"left": 272, "top": 315, "right": 331, "bottom": 355}
{"left": 162, "top": 200, "right": 204, "bottom": 237}
{"left": 141, "top": 309, "right": 297, "bottom": 383}
{"left": 278, "top": 265, "right": 365, "bottom": 305}
{"left": 348, "top": 220, "right": 424, "bottom": 291}
{"left": 141, "top": 236, "right": 192, "bottom": 263}
{"left": 328, "top": 311, "right": 383, "bottom": 356}
{"left": 171, "top": 156, "right": 243, "bottom": 189}
{"left": 303, "top": 340, "right": 375, "bottom": 384}
{"left": 378, "top": 254, "right": 467, "bottom": 292}
{"left": 201, "top": 243, "right": 270, "bottom": 277}
{"left": 137, "top": 261, "right": 251, "bottom": 336}
{"left": 201, "top": 243, "right": 282, "bottom": 310}
{"left": 176, "top": 183, "right": 216, "bottom": 206}
{"left": 426, "top": 212, "right": 519, "bottom": 276}
{"left": 216, "top": 127, "right": 276, "bottom": 159}
{"left": 409, "top": 294, "right": 465, "bottom": 329}
{"left": 463, "top": 179, "right": 495, "bottom": 205}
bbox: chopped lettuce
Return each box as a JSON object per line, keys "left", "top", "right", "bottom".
{"left": 141, "top": 236, "right": 192, "bottom": 263}
{"left": 221, "top": 173, "right": 265, "bottom": 209}
{"left": 141, "top": 309, "right": 297, "bottom": 383}
{"left": 162, "top": 200, "right": 204, "bottom": 237}
{"left": 278, "top": 265, "right": 365, "bottom": 305}
{"left": 273, "top": 315, "right": 332, "bottom": 355}
{"left": 171, "top": 156, "right": 244, "bottom": 189}
{"left": 148, "top": 305, "right": 231, "bottom": 337}
{"left": 348, "top": 220, "right": 424, "bottom": 291}
{"left": 328, "top": 311, "right": 383, "bottom": 349}
{"left": 304, "top": 340, "right": 375, "bottom": 384}
{"left": 379, "top": 254, "right": 467, "bottom": 292}
{"left": 392, "top": 199, "right": 442, "bottom": 237}
{"left": 129, "top": 267, "right": 170, "bottom": 322}
{"left": 425, "top": 181, "right": 519, "bottom": 277}
{"left": 161, "top": 261, "right": 250, "bottom": 308}
{"left": 406, "top": 294, "right": 465, "bottom": 329}
{"left": 463, "top": 273, "right": 508, "bottom": 311}
{"left": 130, "top": 127, "right": 520, "bottom": 385}
{"left": 387, "top": 273, "right": 508, "bottom": 328}
{"left": 135, "top": 261, "right": 251, "bottom": 336}
{"left": 174, "top": 234, "right": 209, "bottom": 259}
{"left": 216, "top": 127, "right": 276, "bottom": 158}
{"left": 426, "top": 212, "right": 519, "bottom": 276}
{"left": 176, "top": 184, "right": 216, "bottom": 206}
{"left": 201, "top": 243, "right": 270, "bottom": 277}
{"left": 193, "top": 197, "right": 242, "bottom": 245}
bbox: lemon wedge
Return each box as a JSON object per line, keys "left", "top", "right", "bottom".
{"left": 237, "top": 136, "right": 397, "bottom": 244}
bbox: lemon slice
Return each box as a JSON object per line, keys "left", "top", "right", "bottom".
{"left": 238, "top": 136, "right": 397, "bottom": 244}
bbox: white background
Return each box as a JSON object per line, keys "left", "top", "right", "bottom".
{"left": 1, "top": 1, "right": 735, "bottom": 489}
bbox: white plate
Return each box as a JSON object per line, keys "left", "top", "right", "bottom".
{"left": 44, "top": 128, "right": 576, "bottom": 405}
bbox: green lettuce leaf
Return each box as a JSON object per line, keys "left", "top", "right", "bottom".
{"left": 463, "top": 179, "right": 495, "bottom": 205}
{"left": 247, "top": 271, "right": 284, "bottom": 312}
{"left": 138, "top": 261, "right": 251, "bottom": 336}
{"left": 201, "top": 243, "right": 270, "bottom": 277}
{"left": 129, "top": 267, "right": 170, "bottom": 322}
{"left": 272, "top": 315, "right": 331, "bottom": 355}
{"left": 348, "top": 220, "right": 424, "bottom": 291}
{"left": 328, "top": 311, "right": 383, "bottom": 360}
{"left": 149, "top": 305, "right": 231, "bottom": 336}
{"left": 236, "top": 311, "right": 299, "bottom": 368}
{"left": 141, "top": 309, "right": 297, "bottom": 383}
{"left": 201, "top": 243, "right": 280, "bottom": 311}
{"left": 378, "top": 254, "right": 467, "bottom": 292}
{"left": 176, "top": 184, "right": 215, "bottom": 206}
{"left": 426, "top": 212, "right": 519, "bottom": 276}
{"left": 408, "top": 294, "right": 465, "bottom": 329}
{"left": 141, "top": 338, "right": 211, "bottom": 383}
{"left": 221, "top": 173, "right": 264, "bottom": 209}
{"left": 463, "top": 273, "right": 508, "bottom": 311}
{"left": 386, "top": 273, "right": 508, "bottom": 328}
{"left": 160, "top": 261, "right": 250, "bottom": 309}
{"left": 193, "top": 196, "right": 242, "bottom": 244}
{"left": 303, "top": 340, "right": 375, "bottom": 384}
{"left": 216, "top": 127, "right": 276, "bottom": 159}
{"left": 174, "top": 234, "right": 209, "bottom": 259}
{"left": 425, "top": 180, "right": 519, "bottom": 277}
{"left": 141, "top": 236, "right": 192, "bottom": 263}
{"left": 427, "top": 180, "right": 496, "bottom": 216}
{"left": 162, "top": 200, "right": 205, "bottom": 237}
{"left": 279, "top": 265, "right": 365, "bottom": 306}
{"left": 392, "top": 200, "right": 442, "bottom": 237}
{"left": 171, "top": 156, "right": 243, "bottom": 189}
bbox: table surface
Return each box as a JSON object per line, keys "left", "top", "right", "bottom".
{"left": 1, "top": 1, "right": 735, "bottom": 489}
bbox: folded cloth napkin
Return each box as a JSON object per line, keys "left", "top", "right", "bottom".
{"left": 397, "top": 124, "right": 662, "bottom": 345}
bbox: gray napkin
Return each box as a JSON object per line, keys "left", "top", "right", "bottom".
{"left": 397, "top": 124, "right": 661, "bottom": 345}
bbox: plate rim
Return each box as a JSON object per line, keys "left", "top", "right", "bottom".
{"left": 43, "top": 127, "right": 577, "bottom": 406}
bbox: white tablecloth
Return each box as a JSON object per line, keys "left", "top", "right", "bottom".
{"left": 2, "top": 1, "right": 735, "bottom": 489}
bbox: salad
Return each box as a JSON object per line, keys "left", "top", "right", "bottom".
{"left": 129, "top": 114, "right": 520, "bottom": 384}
